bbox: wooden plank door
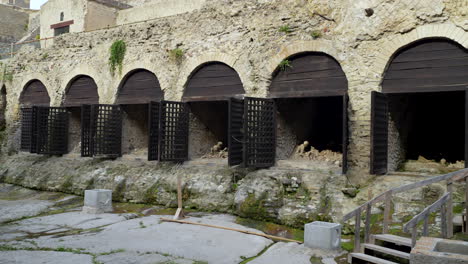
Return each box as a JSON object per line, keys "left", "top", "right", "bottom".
{"left": 342, "top": 94, "right": 349, "bottom": 174}
{"left": 370, "top": 91, "right": 389, "bottom": 175}
{"left": 466, "top": 89, "right": 468, "bottom": 168}
{"left": 228, "top": 98, "right": 244, "bottom": 166}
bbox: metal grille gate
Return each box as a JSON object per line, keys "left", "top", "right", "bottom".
{"left": 81, "top": 105, "right": 92, "bottom": 157}
{"left": 370, "top": 91, "right": 388, "bottom": 175}
{"left": 228, "top": 98, "right": 244, "bottom": 166}
{"left": 92, "top": 105, "right": 122, "bottom": 157}
{"left": 148, "top": 101, "right": 160, "bottom": 161}
{"left": 159, "top": 101, "right": 189, "bottom": 162}
{"left": 36, "top": 107, "right": 69, "bottom": 155}
{"left": 20, "top": 108, "right": 34, "bottom": 152}
{"left": 81, "top": 105, "right": 122, "bottom": 158}
{"left": 244, "top": 97, "right": 276, "bottom": 168}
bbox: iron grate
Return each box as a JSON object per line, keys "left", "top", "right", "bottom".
{"left": 148, "top": 101, "right": 160, "bottom": 161}
{"left": 244, "top": 97, "right": 276, "bottom": 168}
{"left": 36, "top": 107, "right": 69, "bottom": 155}
{"left": 159, "top": 101, "right": 189, "bottom": 162}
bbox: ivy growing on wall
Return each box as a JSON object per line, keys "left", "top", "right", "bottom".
{"left": 109, "top": 40, "right": 127, "bottom": 76}
{"left": 0, "top": 63, "right": 13, "bottom": 82}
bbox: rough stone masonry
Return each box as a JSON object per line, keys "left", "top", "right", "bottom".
{"left": 0, "top": 0, "right": 467, "bottom": 226}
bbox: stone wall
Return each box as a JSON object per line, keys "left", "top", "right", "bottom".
{"left": 0, "top": 4, "right": 29, "bottom": 43}
{"left": 84, "top": 1, "right": 118, "bottom": 31}
{"left": 116, "top": 0, "right": 206, "bottom": 25}
{"left": 0, "top": 0, "right": 467, "bottom": 183}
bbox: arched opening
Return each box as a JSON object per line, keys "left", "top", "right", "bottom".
{"left": 116, "top": 69, "right": 163, "bottom": 157}
{"left": 19, "top": 80, "right": 50, "bottom": 107}
{"left": 379, "top": 39, "right": 468, "bottom": 173}
{"left": 183, "top": 62, "right": 245, "bottom": 162}
{"left": 0, "top": 85, "right": 6, "bottom": 130}
{"left": 270, "top": 52, "right": 348, "bottom": 172}
{"left": 63, "top": 75, "right": 99, "bottom": 154}
{"left": 19, "top": 80, "right": 51, "bottom": 152}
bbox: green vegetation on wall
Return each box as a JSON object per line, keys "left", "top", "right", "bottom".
{"left": 109, "top": 40, "right": 127, "bottom": 76}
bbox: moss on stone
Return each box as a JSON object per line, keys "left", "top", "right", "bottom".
{"left": 238, "top": 193, "right": 270, "bottom": 221}
{"left": 112, "top": 179, "right": 127, "bottom": 201}
{"left": 144, "top": 182, "right": 160, "bottom": 204}
{"left": 60, "top": 176, "right": 74, "bottom": 193}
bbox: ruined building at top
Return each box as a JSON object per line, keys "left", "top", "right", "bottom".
{"left": 0, "top": 0, "right": 467, "bottom": 225}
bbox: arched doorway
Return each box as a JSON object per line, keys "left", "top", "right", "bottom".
{"left": 183, "top": 62, "right": 245, "bottom": 162}
{"left": 63, "top": 75, "right": 99, "bottom": 154}
{"left": 269, "top": 52, "right": 349, "bottom": 173}
{"left": 371, "top": 39, "right": 468, "bottom": 174}
{"left": 116, "top": 69, "right": 163, "bottom": 157}
{"left": 19, "top": 80, "right": 51, "bottom": 152}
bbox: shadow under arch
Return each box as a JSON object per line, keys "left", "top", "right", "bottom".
{"left": 182, "top": 61, "right": 246, "bottom": 161}
{"left": 115, "top": 68, "right": 165, "bottom": 156}
{"left": 268, "top": 51, "right": 349, "bottom": 174}
{"left": 373, "top": 37, "right": 468, "bottom": 174}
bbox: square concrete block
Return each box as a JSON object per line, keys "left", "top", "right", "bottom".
{"left": 304, "top": 221, "right": 341, "bottom": 250}
{"left": 82, "top": 189, "right": 113, "bottom": 214}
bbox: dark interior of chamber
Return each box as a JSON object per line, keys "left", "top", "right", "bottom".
{"left": 189, "top": 101, "right": 228, "bottom": 146}
{"left": 276, "top": 96, "right": 343, "bottom": 152}
{"left": 121, "top": 104, "right": 149, "bottom": 154}
{"left": 389, "top": 91, "right": 464, "bottom": 163}
{"left": 67, "top": 107, "right": 82, "bottom": 153}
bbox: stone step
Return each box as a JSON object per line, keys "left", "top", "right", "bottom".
{"left": 348, "top": 253, "right": 399, "bottom": 264}
{"left": 371, "top": 234, "right": 412, "bottom": 248}
{"left": 362, "top": 243, "right": 410, "bottom": 259}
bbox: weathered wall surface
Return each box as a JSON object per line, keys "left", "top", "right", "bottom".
{"left": 0, "top": 0, "right": 467, "bottom": 217}
{"left": 0, "top": 4, "right": 29, "bottom": 43}
{"left": 116, "top": 0, "right": 206, "bottom": 25}
{"left": 84, "top": 1, "right": 117, "bottom": 31}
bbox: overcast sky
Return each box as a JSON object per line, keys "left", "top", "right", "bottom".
{"left": 30, "top": 0, "right": 48, "bottom": 10}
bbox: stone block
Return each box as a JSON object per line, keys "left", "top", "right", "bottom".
{"left": 82, "top": 189, "right": 113, "bottom": 214}
{"left": 304, "top": 221, "right": 341, "bottom": 250}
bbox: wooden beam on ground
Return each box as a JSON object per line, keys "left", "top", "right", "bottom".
{"left": 160, "top": 218, "right": 303, "bottom": 244}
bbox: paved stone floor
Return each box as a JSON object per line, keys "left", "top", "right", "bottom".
{"left": 0, "top": 184, "right": 344, "bottom": 264}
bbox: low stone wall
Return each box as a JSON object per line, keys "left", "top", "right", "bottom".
{"left": 0, "top": 151, "right": 465, "bottom": 230}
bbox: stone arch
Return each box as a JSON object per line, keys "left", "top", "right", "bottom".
{"left": 183, "top": 61, "right": 245, "bottom": 101}
{"left": 63, "top": 75, "right": 99, "bottom": 107}
{"left": 19, "top": 79, "right": 51, "bottom": 107}
{"left": 60, "top": 64, "right": 103, "bottom": 104}
{"left": 116, "top": 68, "right": 164, "bottom": 104}
{"left": 175, "top": 52, "right": 248, "bottom": 100}
{"left": 266, "top": 40, "right": 349, "bottom": 81}
{"left": 374, "top": 23, "right": 468, "bottom": 81}
{"left": 269, "top": 51, "right": 348, "bottom": 98}
{"left": 382, "top": 38, "right": 468, "bottom": 93}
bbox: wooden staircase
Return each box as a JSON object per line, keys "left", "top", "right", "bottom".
{"left": 348, "top": 234, "right": 411, "bottom": 264}
{"left": 342, "top": 168, "right": 468, "bottom": 264}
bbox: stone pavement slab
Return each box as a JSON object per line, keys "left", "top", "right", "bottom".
{"left": 95, "top": 251, "right": 196, "bottom": 264}
{"left": 250, "top": 242, "right": 342, "bottom": 264}
{"left": 31, "top": 215, "right": 273, "bottom": 264}
{"left": 0, "top": 250, "right": 93, "bottom": 264}
{"left": 0, "top": 200, "right": 54, "bottom": 223}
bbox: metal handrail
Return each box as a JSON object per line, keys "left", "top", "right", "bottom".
{"left": 403, "top": 192, "right": 450, "bottom": 247}
{"left": 343, "top": 168, "right": 468, "bottom": 222}
{"left": 342, "top": 168, "right": 468, "bottom": 252}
